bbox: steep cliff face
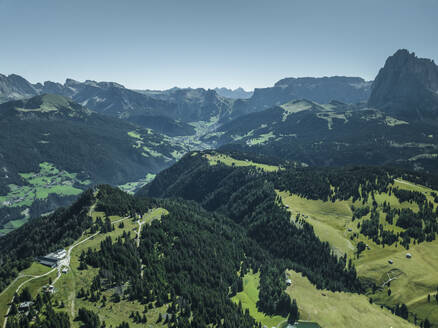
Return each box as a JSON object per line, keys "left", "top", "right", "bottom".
{"left": 368, "top": 49, "right": 438, "bottom": 121}
{"left": 254, "top": 76, "right": 371, "bottom": 105}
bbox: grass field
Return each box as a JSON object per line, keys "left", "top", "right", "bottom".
{"left": 128, "top": 130, "right": 171, "bottom": 160}
{"left": 277, "top": 178, "right": 438, "bottom": 326}
{"left": 143, "top": 207, "right": 168, "bottom": 224}
{"left": 231, "top": 271, "right": 286, "bottom": 328}
{"left": 204, "top": 152, "right": 280, "bottom": 172}
{"left": 285, "top": 269, "right": 416, "bottom": 328}
{"left": 118, "top": 173, "right": 156, "bottom": 194}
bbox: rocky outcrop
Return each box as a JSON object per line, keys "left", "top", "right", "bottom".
{"left": 368, "top": 49, "right": 438, "bottom": 121}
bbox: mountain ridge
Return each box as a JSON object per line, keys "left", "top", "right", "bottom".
{"left": 0, "top": 94, "right": 186, "bottom": 233}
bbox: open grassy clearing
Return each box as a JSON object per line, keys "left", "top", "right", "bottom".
{"left": 285, "top": 269, "right": 415, "bottom": 328}
{"left": 0, "top": 276, "right": 30, "bottom": 326}
{"left": 277, "top": 178, "right": 438, "bottom": 326}
{"left": 277, "top": 190, "right": 355, "bottom": 257}
{"left": 143, "top": 207, "right": 168, "bottom": 224}
{"left": 280, "top": 100, "right": 314, "bottom": 121}
{"left": 118, "top": 173, "right": 156, "bottom": 194}
{"left": 246, "top": 131, "right": 276, "bottom": 146}
{"left": 231, "top": 271, "right": 286, "bottom": 328}
{"left": 204, "top": 153, "right": 280, "bottom": 172}
{"left": 359, "top": 240, "right": 438, "bottom": 326}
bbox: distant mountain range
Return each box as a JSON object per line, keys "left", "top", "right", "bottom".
{"left": 0, "top": 74, "right": 373, "bottom": 127}
{"left": 214, "top": 87, "right": 253, "bottom": 99}
{"left": 1, "top": 49, "right": 438, "bottom": 233}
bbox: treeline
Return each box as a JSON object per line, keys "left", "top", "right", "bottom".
{"left": 96, "top": 184, "right": 156, "bottom": 217}
{"left": 273, "top": 166, "right": 396, "bottom": 202}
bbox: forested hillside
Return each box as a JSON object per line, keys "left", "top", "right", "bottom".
{"left": 0, "top": 94, "right": 186, "bottom": 235}
{"left": 203, "top": 100, "right": 438, "bottom": 174}
{"left": 139, "top": 150, "right": 438, "bottom": 327}
{"left": 2, "top": 181, "right": 418, "bottom": 328}
{"left": 1, "top": 185, "right": 299, "bottom": 328}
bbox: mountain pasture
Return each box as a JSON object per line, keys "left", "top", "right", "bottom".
{"left": 277, "top": 178, "right": 438, "bottom": 326}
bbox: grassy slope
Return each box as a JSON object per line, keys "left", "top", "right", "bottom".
{"left": 203, "top": 153, "right": 279, "bottom": 172}
{"left": 278, "top": 178, "right": 438, "bottom": 326}
{"left": 231, "top": 271, "right": 286, "bottom": 328}
{"left": 0, "top": 263, "right": 57, "bottom": 328}
{"left": 285, "top": 269, "right": 415, "bottom": 328}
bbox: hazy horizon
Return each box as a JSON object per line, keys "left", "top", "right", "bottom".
{"left": 1, "top": 0, "right": 437, "bottom": 90}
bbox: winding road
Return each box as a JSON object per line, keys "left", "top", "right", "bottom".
{"left": 2, "top": 215, "right": 130, "bottom": 328}
{"left": 2, "top": 268, "right": 56, "bottom": 328}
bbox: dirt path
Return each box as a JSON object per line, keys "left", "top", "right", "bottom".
{"left": 2, "top": 268, "right": 56, "bottom": 328}
{"left": 406, "top": 292, "right": 438, "bottom": 307}
{"left": 2, "top": 215, "right": 132, "bottom": 328}
{"left": 0, "top": 275, "right": 35, "bottom": 297}
{"left": 394, "top": 179, "right": 418, "bottom": 188}
{"left": 136, "top": 220, "right": 145, "bottom": 248}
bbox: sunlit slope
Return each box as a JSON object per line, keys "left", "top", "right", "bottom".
{"left": 278, "top": 178, "right": 438, "bottom": 326}
{"left": 285, "top": 270, "right": 416, "bottom": 328}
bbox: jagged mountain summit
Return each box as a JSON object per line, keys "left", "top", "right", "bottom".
{"left": 369, "top": 49, "right": 438, "bottom": 121}
{"left": 214, "top": 87, "right": 254, "bottom": 99}
{"left": 0, "top": 73, "right": 39, "bottom": 102}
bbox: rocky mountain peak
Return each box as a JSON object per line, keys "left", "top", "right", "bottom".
{"left": 368, "top": 49, "right": 438, "bottom": 121}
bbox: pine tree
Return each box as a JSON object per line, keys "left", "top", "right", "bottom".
{"left": 288, "top": 299, "right": 299, "bottom": 324}
{"left": 424, "top": 318, "right": 431, "bottom": 328}
{"left": 9, "top": 303, "right": 18, "bottom": 316}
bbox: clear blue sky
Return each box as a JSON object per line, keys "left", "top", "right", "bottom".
{"left": 1, "top": 0, "right": 437, "bottom": 90}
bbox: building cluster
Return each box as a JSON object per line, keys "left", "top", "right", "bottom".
{"left": 38, "top": 249, "right": 66, "bottom": 268}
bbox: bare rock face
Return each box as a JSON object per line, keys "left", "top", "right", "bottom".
{"left": 0, "top": 74, "right": 38, "bottom": 101}
{"left": 368, "top": 49, "right": 438, "bottom": 121}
